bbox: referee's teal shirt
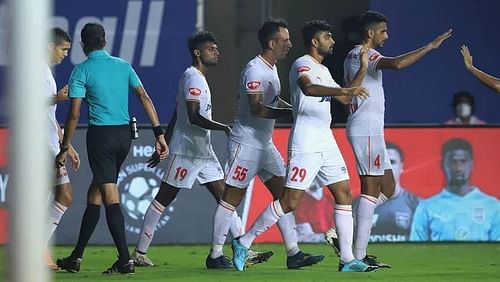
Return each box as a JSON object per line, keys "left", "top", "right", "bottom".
{"left": 68, "top": 50, "right": 142, "bottom": 126}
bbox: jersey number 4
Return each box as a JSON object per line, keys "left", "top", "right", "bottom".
{"left": 232, "top": 165, "right": 248, "bottom": 181}
{"left": 373, "top": 154, "right": 381, "bottom": 169}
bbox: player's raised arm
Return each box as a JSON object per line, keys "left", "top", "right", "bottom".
{"left": 297, "top": 75, "right": 369, "bottom": 99}
{"left": 461, "top": 45, "right": 500, "bottom": 93}
{"left": 377, "top": 29, "right": 452, "bottom": 70}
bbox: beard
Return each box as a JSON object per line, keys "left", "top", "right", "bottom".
{"left": 448, "top": 175, "right": 468, "bottom": 187}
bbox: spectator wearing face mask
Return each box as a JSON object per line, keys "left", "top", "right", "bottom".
{"left": 445, "top": 91, "right": 485, "bottom": 125}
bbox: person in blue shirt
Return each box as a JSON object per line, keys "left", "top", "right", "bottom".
{"left": 410, "top": 138, "right": 499, "bottom": 241}
{"left": 55, "top": 22, "right": 168, "bottom": 274}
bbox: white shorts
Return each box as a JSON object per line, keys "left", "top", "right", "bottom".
{"left": 285, "top": 148, "right": 349, "bottom": 190}
{"left": 348, "top": 135, "right": 392, "bottom": 176}
{"left": 55, "top": 165, "right": 70, "bottom": 186}
{"left": 224, "top": 141, "right": 286, "bottom": 189}
{"left": 162, "top": 153, "right": 224, "bottom": 189}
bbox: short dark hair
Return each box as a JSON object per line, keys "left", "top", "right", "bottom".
{"left": 187, "top": 31, "right": 217, "bottom": 57}
{"left": 359, "top": 10, "right": 387, "bottom": 39}
{"left": 302, "top": 20, "right": 332, "bottom": 48}
{"left": 441, "top": 138, "right": 473, "bottom": 160}
{"left": 258, "top": 18, "right": 288, "bottom": 50}
{"left": 51, "top": 27, "right": 71, "bottom": 45}
{"left": 386, "top": 142, "right": 404, "bottom": 162}
{"left": 81, "top": 23, "right": 106, "bottom": 51}
{"left": 452, "top": 91, "right": 474, "bottom": 107}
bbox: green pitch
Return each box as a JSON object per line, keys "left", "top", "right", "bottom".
{"left": 1, "top": 243, "right": 499, "bottom": 281}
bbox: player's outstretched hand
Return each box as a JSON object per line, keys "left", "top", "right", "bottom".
{"left": 147, "top": 151, "right": 161, "bottom": 168}
{"left": 347, "top": 87, "right": 369, "bottom": 99}
{"left": 428, "top": 29, "right": 452, "bottom": 49}
{"left": 460, "top": 44, "right": 473, "bottom": 71}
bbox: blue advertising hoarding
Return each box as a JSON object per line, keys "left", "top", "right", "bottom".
{"left": 0, "top": 0, "right": 195, "bottom": 125}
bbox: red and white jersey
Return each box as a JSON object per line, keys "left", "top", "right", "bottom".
{"left": 45, "top": 64, "right": 60, "bottom": 155}
{"left": 169, "top": 66, "right": 215, "bottom": 158}
{"left": 344, "top": 45, "right": 385, "bottom": 136}
{"left": 288, "top": 55, "right": 340, "bottom": 152}
{"left": 230, "top": 55, "right": 281, "bottom": 149}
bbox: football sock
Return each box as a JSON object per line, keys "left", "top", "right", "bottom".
{"left": 105, "top": 203, "right": 130, "bottom": 264}
{"left": 239, "top": 200, "right": 284, "bottom": 249}
{"left": 211, "top": 200, "right": 235, "bottom": 259}
{"left": 376, "top": 192, "right": 388, "bottom": 207}
{"left": 136, "top": 199, "right": 165, "bottom": 254}
{"left": 70, "top": 204, "right": 100, "bottom": 259}
{"left": 354, "top": 194, "right": 377, "bottom": 259}
{"left": 277, "top": 212, "right": 299, "bottom": 256}
{"left": 334, "top": 204, "right": 355, "bottom": 262}
{"left": 229, "top": 211, "right": 245, "bottom": 238}
{"left": 47, "top": 201, "right": 67, "bottom": 244}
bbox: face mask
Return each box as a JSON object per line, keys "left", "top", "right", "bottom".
{"left": 456, "top": 102, "right": 472, "bottom": 118}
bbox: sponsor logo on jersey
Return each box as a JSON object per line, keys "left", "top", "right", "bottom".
{"left": 246, "top": 81, "right": 261, "bottom": 90}
{"left": 319, "top": 96, "right": 331, "bottom": 103}
{"left": 369, "top": 53, "right": 380, "bottom": 61}
{"left": 297, "top": 66, "right": 310, "bottom": 73}
{"left": 473, "top": 207, "right": 486, "bottom": 223}
{"left": 189, "top": 87, "right": 202, "bottom": 96}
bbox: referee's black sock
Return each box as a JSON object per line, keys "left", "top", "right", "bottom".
{"left": 105, "top": 203, "right": 130, "bottom": 264}
{"left": 70, "top": 203, "right": 101, "bottom": 260}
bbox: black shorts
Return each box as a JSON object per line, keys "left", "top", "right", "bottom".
{"left": 86, "top": 124, "right": 131, "bottom": 184}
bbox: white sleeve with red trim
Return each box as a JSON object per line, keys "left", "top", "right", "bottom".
{"left": 243, "top": 66, "right": 265, "bottom": 94}
{"left": 292, "top": 56, "right": 315, "bottom": 81}
{"left": 367, "top": 48, "right": 383, "bottom": 72}
{"left": 182, "top": 74, "right": 205, "bottom": 102}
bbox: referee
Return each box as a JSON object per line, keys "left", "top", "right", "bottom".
{"left": 55, "top": 22, "right": 168, "bottom": 274}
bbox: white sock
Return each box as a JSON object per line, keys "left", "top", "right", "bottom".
{"left": 354, "top": 194, "right": 377, "bottom": 259}
{"left": 334, "top": 204, "right": 355, "bottom": 263}
{"left": 136, "top": 199, "right": 165, "bottom": 254}
{"left": 239, "top": 200, "right": 284, "bottom": 249}
{"left": 211, "top": 200, "right": 235, "bottom": 259}
{"left": 277, "top": 212, "right": 300, "bottom": 256}
{"left": 376, "top": 192, "right": 388, "bottom": 207}
{"left": 47, "top": 201, "right": 67, "bottom": 244}
{"left": 229, "top": 211, "right": 244, "bottom": 238}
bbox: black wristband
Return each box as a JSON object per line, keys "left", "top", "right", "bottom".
{"left": 59, "top": 145, "right": 69, "bottom": 153}
{"left": 153, "top": 126, "right": 163, "bottom": 136}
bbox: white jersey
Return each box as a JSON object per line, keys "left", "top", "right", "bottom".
{"left": 45, "top": 64, "right": 60, "bottom": 155}
{"left": 169, "top": 66, "right": 215, "bottom": 158}
{"left": 230, "top": 55, "right": 281, "bottom": 149}
{"left": 288, "top": 55, "right": 340, "bottom": 152}
{"left": 344, "top": 45, "right": 385, "bottom": 136}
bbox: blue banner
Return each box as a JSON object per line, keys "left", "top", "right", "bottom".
{"left": 0, "top": 0, "right": 196, "bottom": 125}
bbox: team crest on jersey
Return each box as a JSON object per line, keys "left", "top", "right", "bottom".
{"left": 472, "top": 207, "right": 486, "bottom": 223}
{"left": 369, "top": 53, "right": 380, "bottom": 61}
{"left": 247, "top": 81, "right": 261, "bottom": 90}
{"left": 297, "top": 66, "right": 310, "bottom": 73}
{"left": 395, "top": 212, "right": 411, "bottom": 229}
{"left": 189, "top": 87, "right": 202, "bottom": 96}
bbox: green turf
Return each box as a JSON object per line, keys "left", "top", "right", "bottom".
{"left": 2, "top": 243, "right": 500, "bottom": 281}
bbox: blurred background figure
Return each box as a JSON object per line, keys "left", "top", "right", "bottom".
{"left": 410, "top": 138, "right": 499, "bottom": 241}
{"left": 295, "top": 185, "right": 335, "bottom": 242}
{"left": 445, "top": 91, "right": 485, "bottom": 125}
{"left": 369, "top": 142, "right": 419, "bottom": 242}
